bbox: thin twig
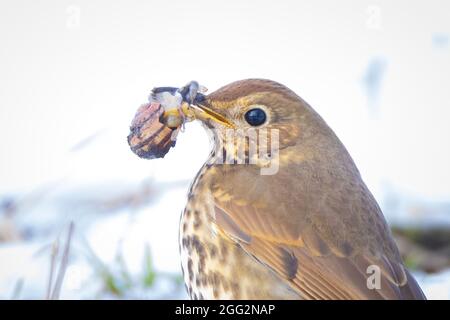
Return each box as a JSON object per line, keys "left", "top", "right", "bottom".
{"left": 10, "top": 278, "right": 24, "bottom": 300}
{"left": 50, "top": 221, "right": 75, "bottom": 300}
{"left": 46, "top": 238, "right": 60, "bottom": 299}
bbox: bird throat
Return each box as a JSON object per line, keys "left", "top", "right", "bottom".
{"left": 204, "top": 126, "right": 281, "bottom": 175}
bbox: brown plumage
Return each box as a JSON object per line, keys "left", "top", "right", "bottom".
{"left": 178, "top": 79, "right": 426, "bottom": 300}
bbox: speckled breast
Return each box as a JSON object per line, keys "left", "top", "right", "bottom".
{"left": 178, "top": 164, "right": 299, "bottom": 300}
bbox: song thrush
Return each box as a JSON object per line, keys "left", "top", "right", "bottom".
{"left": 130, "top": 79, "right": 426, "bottom": 300}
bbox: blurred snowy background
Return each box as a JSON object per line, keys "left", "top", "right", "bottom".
{"left": 0, "top": 0, "right": 449, "bottom": 299}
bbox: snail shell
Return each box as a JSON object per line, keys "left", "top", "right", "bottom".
{"left": 127, "top": 102, "right": 180, "bottom": 159}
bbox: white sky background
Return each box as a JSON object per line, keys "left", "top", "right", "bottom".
{"left": 0, "top": 0, "right": 449, "bottom": 200}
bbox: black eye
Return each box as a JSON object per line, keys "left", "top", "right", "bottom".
{"left": 244, "top": 108, "right": 266, "bottom": 126}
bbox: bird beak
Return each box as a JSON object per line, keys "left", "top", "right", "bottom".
{"left": 161, "top": 102, "right": 234, "bottom": 128}
{"left": 154, "top": 83, "right": 234, "bottom": 129}
{"left": 191, "top": 103, "right": 235, "bottom": 128}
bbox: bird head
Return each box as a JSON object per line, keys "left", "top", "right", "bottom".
{"left": 190, "top": 79, "right": 333, "bottom": 171}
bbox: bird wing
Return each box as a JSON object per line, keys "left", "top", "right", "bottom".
{"left": 210, "top": 163, "right": 426, "bottom": 300}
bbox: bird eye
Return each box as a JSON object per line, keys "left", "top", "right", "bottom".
{"left": 244, "top": 108, "right": 266, "bottom": 126}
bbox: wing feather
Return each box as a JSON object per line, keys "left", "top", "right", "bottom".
{"left": 208, "top": 159, "right": 425, "bottom": 299}
{"left": 212, "top": 199, "right": 425, "bottom": 299}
